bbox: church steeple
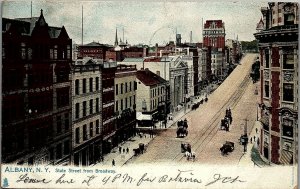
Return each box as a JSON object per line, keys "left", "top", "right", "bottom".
{"left": 114, "top": 28, "right": 118, "bottom": 46}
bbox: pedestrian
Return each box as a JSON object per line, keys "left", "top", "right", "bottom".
{"left": 254, "top": 136, "right": 256, "bottom": 142}
{"left": 123, "top": 148, "right": 125, "bottom": 153}
{"left": 250, "top": 137, "right": 252, "bottom": 143}
{"left": 119, "top": 146, "right": 122, "bottom": 153}
{"left": 126, "top": 147, "right": 129, "bottom": 154}
{"left": 256, "top": 128, "right": 258, "bottom": 134}
{"left": 112, "top": 159, "right": 115, "bottom": 166}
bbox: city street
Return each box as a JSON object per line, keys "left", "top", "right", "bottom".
{"left": 127, "top": 53, "right": 259, "bottom": 165}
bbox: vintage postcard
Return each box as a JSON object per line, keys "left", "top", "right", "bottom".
{"left": 1, "top": 0, "right": 298, "bottom": 188}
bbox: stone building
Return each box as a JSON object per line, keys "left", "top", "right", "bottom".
{"left": 254, "top": 2, "right": 298, "bottom": 165}
{"left": 71, "top": 58, "right": 102, "bottom": 166}
{"left": 121, "top": 55, "right": 188, "bottom": 112}
{"left": 2, "top": 10, "right": 72, "bottom": 165}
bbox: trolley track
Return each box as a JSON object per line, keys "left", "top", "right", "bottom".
{"left": 174, "top": 73, "right": 251, "bottom": 162}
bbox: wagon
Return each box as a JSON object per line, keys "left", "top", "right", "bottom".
{"left": 177, "top": 126, "right": 188, "bottom": 137}
{"left": 220, "top": 141, "right": 234, "bottom": 155}
{"left": 181, "top": 142, "right": 191, "bottom": 153}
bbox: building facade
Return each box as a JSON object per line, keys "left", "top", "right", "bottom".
{"left": 101, "top": 61, "right": 118, "bottom": 154}
{"left": 254, "top": 2, "right": 298, "bottom": 165}
{"left": 136, "top": 69, "right": 168, "bottom": 126}
{"left": 71, "top": 58, "right": 102, "bottom": 166}
{"left": 203, "top": 20, "right": 226, "bottom": 80}
{"left": 115, "top": 64, "right": 137, "bottom": 143}
{"left": 2, "top": 10, "right": 72, "bottom": 165}
{"left": 78, "top": 41, "right": 112, "bottom": 59}
{"left": 121, "top": 56, "right": 188, "bottom": 112}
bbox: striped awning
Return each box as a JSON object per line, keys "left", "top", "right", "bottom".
{"left": 280, "top": 150, "right": 293, "bottom": 165}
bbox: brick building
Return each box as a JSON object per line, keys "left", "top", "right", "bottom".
{"left": 203, "top": 20, "right": 226, "bottom": 80}
{"left": 2, "top": 10, "right": 72, "bottom": 165}
{"left": 78, "top": 41, "right": 112, "bottom": 59}
{"left": 254, "top": 2, "right": 298, "bottom": 165}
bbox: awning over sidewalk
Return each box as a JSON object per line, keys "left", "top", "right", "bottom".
{"left": 280, "top": 150, "right": 293, "bottom": 165}
{"left": 136, "top": 112, "right": 152, "bottom": 121}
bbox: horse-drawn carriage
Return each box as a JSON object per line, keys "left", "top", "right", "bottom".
{"left": 220, "top": 141, "right": 234, "bottom": 155}
{"left": 133, "top": 143, "right": 146, "bottom": 156}
{"left": 220, "top": 109, "right": 233, "bottom": 131}
{"left": 177, "top": 119, "right": 188, "bottom": 137}
{"left": 181, "top": 142, "right": 195, "bottom": 161}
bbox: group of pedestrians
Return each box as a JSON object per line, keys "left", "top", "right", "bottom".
{"left": 119, "top": 146, "right": 129, "bottom": 154}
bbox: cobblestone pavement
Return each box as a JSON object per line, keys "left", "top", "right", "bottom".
{"left": 125, "top": 53, "right": 260, "bottom": 166}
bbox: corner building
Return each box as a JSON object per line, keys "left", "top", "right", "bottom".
{"left": 2, "top": 10, "right": 72, "bottom": 165}
{"left": 254, "top": 2, "right": 298, "bottom": 165}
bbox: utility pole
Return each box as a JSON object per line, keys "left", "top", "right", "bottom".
{"left": 242, "top": 118, "right": 249, "bottom": 152}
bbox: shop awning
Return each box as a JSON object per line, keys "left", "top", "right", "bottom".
{"left": 280, "top": 150, "right": 293, "bottom": 165}
{"left": 136, "top": 112, "right": 152, "bottom": 121}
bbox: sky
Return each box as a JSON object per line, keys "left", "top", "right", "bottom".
{"left": 2, "top": 0, "right": 268, "bottom": 46}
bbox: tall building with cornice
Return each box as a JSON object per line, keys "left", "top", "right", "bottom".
{"left": 254, "top": 2, "right": 298, "bottom": 165}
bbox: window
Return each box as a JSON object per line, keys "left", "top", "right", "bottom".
{"left": 115, "top": 84, "right": 118, "bottom": 95}
{"left": 57, "top": 116, "right": 62, "bottom": 134}
{"left": 283, "top": 48, "right": 294, "bottom": 69}
{"left": 121, "top": 83, "right": 123, "bottom": 94}
{"left": 75, "top": 103, "right": 80, "bottom": 118}
{"left": 89, "top": 99, "right": 93, "bottom": 114}
{"left": 83, "top": 101, "right": 87, "bottom": 117}
{"left": 96, "top": 120, "right": 100, "bottom": 134}
{"left": 75, "top": 79, "right": 79, "bottom": 95}
{"left": 54, "top": 45, "right": 58, "bottom": 59}
{"left": 130, "top": 96, "right": 132, "bottom": 107}
{"left": 82, "top": 79, "right": 86, "bottom": 93}
{"left": 134, "top": 81, "right": 137, "bottom": 90}
{"left": 50, "top": 49, "right": 53, "bottom": 59}
{"left": 2, "top": 46, "right": 5, "bottom": 59}
{"left": 121, "top": 99, "right": 123, "bottom": 110}
{"left": 134, "top": 95, "right": 136, "bottom": 105}
{"left": 283, "top": 84, "right": 293, "bottom": 102}
{"left": 21, "top": 43, "right": 26, "bottom": 59}
{"left": 282, "top": 119, "right": 293, "bottom": 138}
{"left": 56, "top": 143, "right": 62, "bottom": 159}
{"left": 96, "top": 98, "right": 99, "bottom": 112}
{"left": 129, "top": 82, "right": 132, "bottom": 91}
{"left": 64, "top": 140, "right": 70, "bottom": 155}
{"left": 89, "top": 78, "right": 93, "bottom": 92}
{"left": 264, "top": 81, "right": 269, "bottom": 98}
{"left": 83, "top": 125, "right": 87, "bottom": 141}
{"left": 96, "top": 77, "right": 99, "bottom": 91}
{"left": 265, "top": 49, "right": 269, "bottom": 68}
{"left": 125, "top": 98, "right": 128, "bottom": 109}
{"left": 125, "top": 82, "right": 128, "bottom": 93}
{"left": 67, "top": 45, "right": 71, "bottom": 59}
{"left": 90, "top": 122, "right": 93, "bottom": 137}
{"left": 64, "top": 113, "right": 69, "bottom": 131}
{"left": 116, "top": 100, "right": 118, "bottom": 112}
{"left": 75, "top": 128, "right": 80, "bottom": 144}
{"left": 56, "top": 87, "right": 69, "bottom": 108}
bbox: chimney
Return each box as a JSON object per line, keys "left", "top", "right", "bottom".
{"left": 155, "top": 43, "right": 158, "bottom": 57}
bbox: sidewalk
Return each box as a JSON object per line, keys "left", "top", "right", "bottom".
{"left": 94, "top": 85, "right": 219, "bottom": 167}
{"left": 238, "top": 121, "right": 270, "bottom": 167}
{"left": 95, "top": 93, "right": 210, "bottom": 167}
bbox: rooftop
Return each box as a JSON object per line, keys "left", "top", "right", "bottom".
{"left": 136, "top": 69, "right": 167, "bottom": 86}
